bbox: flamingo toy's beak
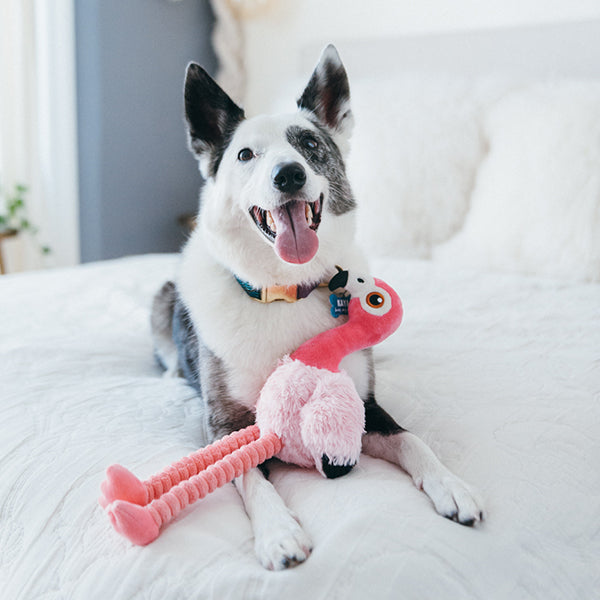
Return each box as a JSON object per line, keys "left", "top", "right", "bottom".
{"left": 328, "top": 267, "right": 349, "bottom": 292}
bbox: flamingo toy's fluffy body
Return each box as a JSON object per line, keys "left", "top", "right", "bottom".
{"left": 256, "top": 357, "right": 365, "bottom": 476}
{"left": 101, "top": 271, "right": 402, "bottom": 544}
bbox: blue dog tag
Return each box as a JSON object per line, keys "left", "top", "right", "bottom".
{"left": 329, "top": 293, "right": 350, "bottom": 318}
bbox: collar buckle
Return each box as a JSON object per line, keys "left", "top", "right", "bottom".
{"left": 261, "top": 285, "right": 298, "bottom": 303}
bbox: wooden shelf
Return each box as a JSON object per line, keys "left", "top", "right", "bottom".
{"left": 0, "top": 229, "right": 18, "bottom": 275}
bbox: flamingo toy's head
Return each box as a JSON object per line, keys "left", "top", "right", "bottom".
{"left": 329, "top": 268, "right": 403, "bottom": 348}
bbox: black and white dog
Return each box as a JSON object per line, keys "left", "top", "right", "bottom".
{"left": 152, "top": 45, "right": 483, "bottom": 570}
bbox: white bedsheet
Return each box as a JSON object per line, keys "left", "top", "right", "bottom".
{"left": 0, "top": 254, "right": 598, "bottom": 599}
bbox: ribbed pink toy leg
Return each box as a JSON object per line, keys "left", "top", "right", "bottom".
{"left": 106, "top": 431, "right": 282, "bottom": 545}
{"left": 99, "top": 425, "right": 261, "bottom": 508}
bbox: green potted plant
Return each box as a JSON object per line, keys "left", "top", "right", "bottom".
{"left": 0, "top": 183, "right": 50, "bottom": 274}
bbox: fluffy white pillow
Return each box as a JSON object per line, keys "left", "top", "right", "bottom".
{"left": 348, "top": 75, "right": 507, "bottom": 259}
{"left": 435, "top": 81, "right": 600, "bottom": 282}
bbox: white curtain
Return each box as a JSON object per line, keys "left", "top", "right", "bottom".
{"left": 0, "top": 0, "right": 79, "bottom": 272}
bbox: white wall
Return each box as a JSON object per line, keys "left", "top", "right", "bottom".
{"left": 0, "top": 0, "right": 79, "bottom": 271}
{"left": 245, "top": 0, "right": 600, "bottom": 41}
{"left": 36, "top": 0, "right": 80, "bottom": 269}
{"left": 238, "top": 0, "right": 600, "bottom": 114}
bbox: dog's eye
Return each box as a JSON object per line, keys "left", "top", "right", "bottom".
{"left": 303, "top": 136, "right": 318, "bottom": 151}
{"left": 238, "top": 148, "right": 254, "bottom": 162}
{"left": 366, "top": 292, "right": 385, "bottom": 309}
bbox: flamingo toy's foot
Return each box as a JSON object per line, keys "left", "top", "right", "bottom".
{"left": 106, "top": 500, "right": 160, "bottom": 546}
{"left": 99, "top": 464, "right": 147, "bottom": 508}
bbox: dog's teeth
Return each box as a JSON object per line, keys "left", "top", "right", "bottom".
{"left": 305, "top": 203, "right": 313, "bottom": 226}
{"left": 266, "top": 211, "right": 276, "bottom": 232}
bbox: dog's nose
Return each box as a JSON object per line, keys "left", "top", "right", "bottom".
{"left": 272, "top": 162, "right": 306, "bottom": 193}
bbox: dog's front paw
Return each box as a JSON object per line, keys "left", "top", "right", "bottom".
{"left": 254, "top": 512, "right": 313, "bottom": 570}
{"left": 420, "top": 472, "right": 485, "bottom": 527}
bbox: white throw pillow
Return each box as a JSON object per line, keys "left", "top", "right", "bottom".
{"left": 435, "top": 81, "right": 600, "bottom": 282}
{"left": 348, "top": 75, "right": 508, "bottom": 259}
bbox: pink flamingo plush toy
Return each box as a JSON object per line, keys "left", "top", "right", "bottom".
{"left": 100, "top": 269, "right": 403, "bottom": 545}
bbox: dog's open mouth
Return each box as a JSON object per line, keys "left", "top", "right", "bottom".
{"left": 249, "top": 195, "right": 323, "bottom": 264}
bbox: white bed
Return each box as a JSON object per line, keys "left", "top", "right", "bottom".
{"left": 1, "top": 252, "right": 598, "bottom": 599}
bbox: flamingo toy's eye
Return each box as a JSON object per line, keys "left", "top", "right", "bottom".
{"left": 360, "top": 286, "right": 392, "bottom": 316}
{"left": 366, "top": 292, "right": 385, "bottom": 309}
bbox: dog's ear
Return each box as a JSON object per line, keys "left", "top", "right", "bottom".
{"left": 184, "top": 63, "right": 245, "bottom": 177}
{"left": 297, "top": 45, "right": 354, "bottom": 154}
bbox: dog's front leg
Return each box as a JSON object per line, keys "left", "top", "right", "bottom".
{"left": 234, "top": 467, "right": 312, "bottom": 570}
{"left": 362, "top": 398, "right": 484, "bottom": 526}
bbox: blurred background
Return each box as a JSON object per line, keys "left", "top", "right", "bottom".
{"left": 1, "top": 0, "right": 600, "bottom": 278}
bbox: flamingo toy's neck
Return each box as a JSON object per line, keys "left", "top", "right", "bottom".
{"left": 290, "top": 305, "right": 376, "bottom": 372}
{"left": 290, "top": 278, "right": 403, "bottom": 372}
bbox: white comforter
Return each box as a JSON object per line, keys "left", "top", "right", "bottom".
{"left": 1, "top": 254, "right": 598, "bottom": 599}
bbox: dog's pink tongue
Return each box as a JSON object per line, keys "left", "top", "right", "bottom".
{"left": 271, "top": 202, "right": 319, "bottom": 264}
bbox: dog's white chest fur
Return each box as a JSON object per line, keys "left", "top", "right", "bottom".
{"left": 178, "top": 233, "right": 370, "bottom": 408}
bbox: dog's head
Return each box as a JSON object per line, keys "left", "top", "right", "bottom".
{"left": 184, "top": 45, "right": 357, "bottom": 285}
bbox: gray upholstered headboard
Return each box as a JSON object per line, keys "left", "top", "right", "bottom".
{"left": 301, "top": 19, "right": 600, "bottom": 80}
{"left": 228, "top": 11, "right": 600, "bottom": 114}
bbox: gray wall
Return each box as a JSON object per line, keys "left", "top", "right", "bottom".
{"left": 75, "top": 0, "right": 216, "bottom": 262}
